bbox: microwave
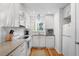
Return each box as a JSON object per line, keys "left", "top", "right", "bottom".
{"left": 46, "top": 29, "right": 54, "bottom": 36}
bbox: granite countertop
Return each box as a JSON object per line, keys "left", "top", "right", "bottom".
{"left": 0, "top": 39, "right": 25, "bottom": 56}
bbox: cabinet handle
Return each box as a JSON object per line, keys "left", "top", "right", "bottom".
{"left": 75, "top": 42, "right": 79, "bottom": 44}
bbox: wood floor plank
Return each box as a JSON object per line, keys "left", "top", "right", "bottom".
{"left": 30, "top": 48, "right": 64, "bottom": 56}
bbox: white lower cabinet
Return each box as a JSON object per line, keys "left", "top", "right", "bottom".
{"left": 39, "top": 36, "right": 45, "bottom": 48}
{"left": 46, "top": 36, "right": 54, "bottom": 48}
{"left": 32, "top": 36, "right": 40, "bottom": 47}
{"left": 32, "top": 36, "right": 54, "bottom": 48}
{"left": 32, "top": 36, "right": 45, "bottom": 48}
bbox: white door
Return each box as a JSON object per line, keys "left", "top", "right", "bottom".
{"left": 75, "top": 3, "right": 79, "bottom": 56}
{"left": 62, "top": 36, "right": 71, "bottom": 56}
{"left": 76, "top": 44, "right": 79, "bottom": 56}
{"left": 39, "top": 36, "right": 45, "bottom": 48}
{"left": 46, "top": 36, "right": 54, "bottom": 48}
{"left": 32, "top": 36, "right": 40, "bottom": 47}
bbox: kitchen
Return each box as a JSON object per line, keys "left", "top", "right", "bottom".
{"left": 0, "top": 3, "right": 79, "bottom": 56}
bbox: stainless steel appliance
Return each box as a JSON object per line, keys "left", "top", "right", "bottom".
{"left": 46, "top": 29, "right": 54, "bottom": 36}
{"left": 24, "top": 29, "right": 29, "bottom": 39}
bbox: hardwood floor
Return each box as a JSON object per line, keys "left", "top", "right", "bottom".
{"left": 30, "top": 48, "right": 64, "bottom": 56}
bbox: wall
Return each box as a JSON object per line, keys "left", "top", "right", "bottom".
{"left": 71, "top": 3, "right": 77, "bottom": 56}
{"left": 54, "top": 9, "right": 63, "bottom": 53}
{"left": 54, "top": 10, "right": 60, "bottom": 53}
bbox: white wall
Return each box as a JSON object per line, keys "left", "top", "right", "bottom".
{"left": 54, "top": 9, "right": 63, "bottom": 53}
{"left": 71, "top": 3, "right": 77, "bottom": 56}
{"left": 54, "top": 10, "right": 60, "bottom": 53}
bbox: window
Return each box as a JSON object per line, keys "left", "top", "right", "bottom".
{"left": 37, "top": 14, "right": 44, "bottom": 32}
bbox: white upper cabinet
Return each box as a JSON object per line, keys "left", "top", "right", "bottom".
{"left": 7, "top": 4, "right": 15, "bottom": 27}
{"left": 12, "top": 4, "right": 20, "bottom": 27}
{"left": 0, "top": 4, "right": 25, "bottom": 27}
{"left": 0, "top": 4, "right": 11, "bottom": 27}
{"left": 44, "top": 15, "right": 54, "bottom": 29}
{"left": 63, "top": 4, "right": 71, "bottom": 18}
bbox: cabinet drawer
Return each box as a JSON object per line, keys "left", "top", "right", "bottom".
{"left": 46, "top": 36, "right": 54, "bottom": 39}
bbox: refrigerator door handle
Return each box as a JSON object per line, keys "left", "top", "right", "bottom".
{"left": 75, "top": 42, "right": 79, "bottom": 44}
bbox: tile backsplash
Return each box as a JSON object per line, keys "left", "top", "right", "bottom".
{"left": 0, "top": 27, "right": 11, "bottom": 43}
{"left": 0, "top": 27, "right": 25, "bottom": 43}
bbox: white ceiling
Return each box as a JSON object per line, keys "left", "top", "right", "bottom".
{"left": 22, "top": 3, "right": 69, "bottom": 14}
{"left": 0, "top": 4, "right": 10, "bottom": 12}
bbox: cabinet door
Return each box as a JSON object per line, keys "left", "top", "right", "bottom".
{"left": 32, "top": 36, "right": 40, "bottom": 47}
{"left": 45, "top": 16, "right": 54, "bottom": 29}
{"left": 76, "top": 44, "right": 79, "bottom": 56}
{"left": 64, "top": 4, "right": 71, "bottom": 18}
{"left": 76, "top": 3, "right": 79, "bottom": 43}
{"left": 46, "top": 36, "right": 54, "bottom": 48}
{"left": 14, "top": 19, "right": 20, "bottom": 27}
{"left": 39, "top": 36, "right": 45, "bottom": 48}
{"left": 76, "top": 3, "right": 79, "bottom": 56}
